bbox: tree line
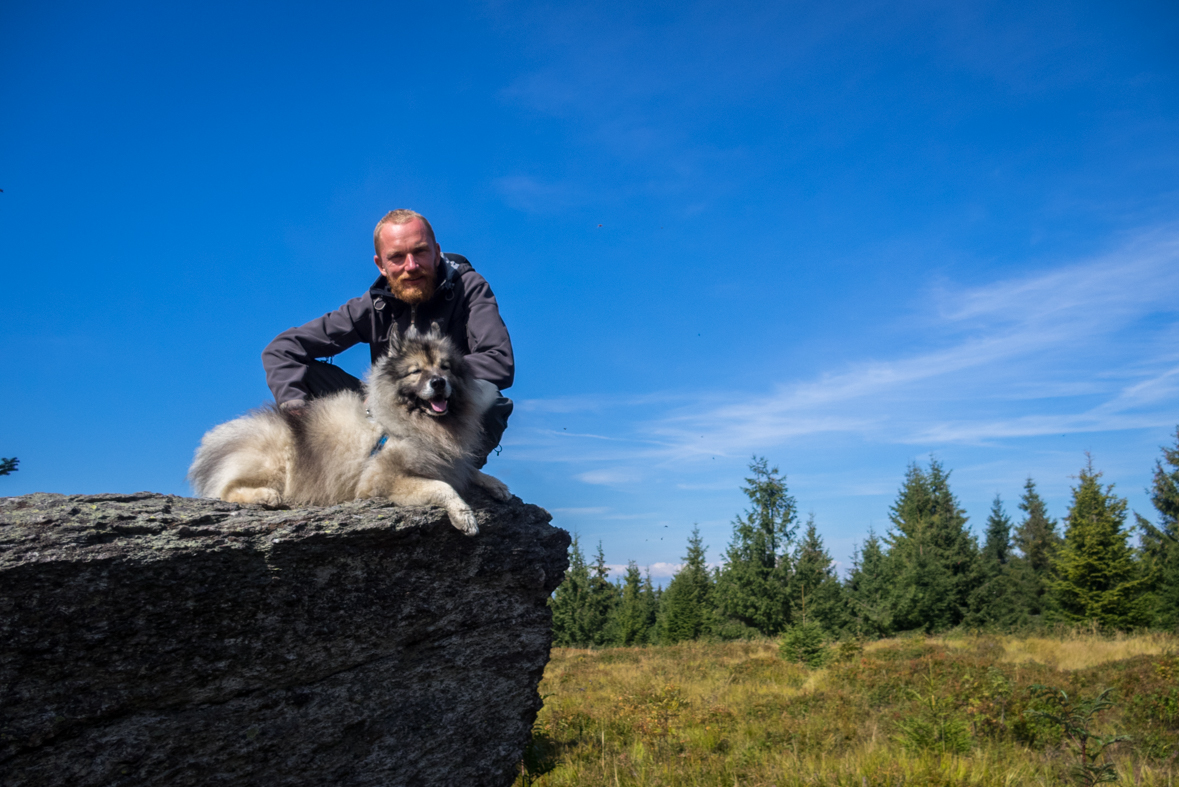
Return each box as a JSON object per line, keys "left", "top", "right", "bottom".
{"left": 550, "top": 428, "right": 1179, "bottom": 647}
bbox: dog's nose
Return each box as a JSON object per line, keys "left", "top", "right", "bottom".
{"left": 428, "top": 377, "right": 447, "bottom": 392}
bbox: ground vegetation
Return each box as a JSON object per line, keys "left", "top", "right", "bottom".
{"left": 516, "top": 631, "right": 1179, "bottom": 786}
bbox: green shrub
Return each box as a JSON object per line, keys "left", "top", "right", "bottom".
{"left": 779, "top": 621, "right": 828, "bottom": 668}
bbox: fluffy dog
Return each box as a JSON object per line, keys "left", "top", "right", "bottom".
{"left": 188, "top": 324, "right": 510, "bottom": 535}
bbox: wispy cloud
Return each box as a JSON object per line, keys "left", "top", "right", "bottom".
{"left": 604, "top": 561, "right": 723, "bottom": 580}
{"left": 637, "top": 228, "right": 1179, "bottom": 455}
{"left": 576, "top": 468, "right": 640, "bottom": 486}
{"left": 519, "top": 227, "right": 1179, "bottom": 467}
{"left": 493, "top": 175, "right": 582, "bottom": 213}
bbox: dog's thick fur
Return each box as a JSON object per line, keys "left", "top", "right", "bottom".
{"left": 188, "top": 325, "right": 510, "bottom": 535}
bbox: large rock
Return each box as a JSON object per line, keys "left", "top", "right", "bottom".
{"left": 0, "top": 492, "right": 569, "bottom": 787}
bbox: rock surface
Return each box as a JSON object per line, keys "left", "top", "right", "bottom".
{"left": 0, "top": 491, "right": 569, "bottom": 787}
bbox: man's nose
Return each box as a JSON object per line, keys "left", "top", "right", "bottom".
{"left": 402, "top": 254, "right": 420, "bottom": 270}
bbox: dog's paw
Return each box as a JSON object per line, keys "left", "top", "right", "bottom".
{"left": 476, "top": 472, "right": 512, "bottom": 502}
{"left": 483, "top": 478, "right": 511, "bottom": 502}
{"left": 255, "top": 489, "right": 285, "bottom": 508}
{"left": 449, "top": 506, "right": 480, "bottom": 536}
{"left": 226, "top": 486, "right": 284, "bottom": 508}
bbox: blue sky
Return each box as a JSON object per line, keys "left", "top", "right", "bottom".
{"left": 3, "top": 0, "right": 1177, "bottom": 579}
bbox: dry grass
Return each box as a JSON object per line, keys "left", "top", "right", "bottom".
{"left": 992, "top": 631, "right": 1175, "bottom": 671}
{"left": 515, "top": 632, "right": 1179, "bottom": 787}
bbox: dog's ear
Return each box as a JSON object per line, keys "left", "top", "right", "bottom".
{"left": 386, "top": 327, "right": 402, "bottom": 356}
{"left": 427, "top": 321, "right": 443, "bottom": 340}
{"left": 404, "top": 324, "right": 421, "bottom": 341}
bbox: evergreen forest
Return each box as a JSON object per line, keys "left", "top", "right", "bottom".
{"left": 549, "top": 428, "right": 1179, "bottom": 648}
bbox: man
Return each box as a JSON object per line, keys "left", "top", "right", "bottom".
{"left": 262, "top": 209, "right": 514, "bottom": 465}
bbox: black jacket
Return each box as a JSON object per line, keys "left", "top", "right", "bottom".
{"left": 262, "top": 254, "right": 514, "bottom": 405}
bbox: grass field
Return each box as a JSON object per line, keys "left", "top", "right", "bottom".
{"left": 513, "top": 631, "right": 1179, "bottom": 786}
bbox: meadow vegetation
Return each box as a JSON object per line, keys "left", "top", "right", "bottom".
{"left": 529, "top": 430, "right": 1179, "bottom": 783}
{"left": 514, "top": 631, "right": 1179, "bottom": 786}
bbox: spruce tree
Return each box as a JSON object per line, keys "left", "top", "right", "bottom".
{"left": 550, "top": 535, "right": 591, "bottom": 646}
{"left": 1136, "top": 428, "right": 1179, "bottom": 628}
{"left": 1052, "top": 457, "right": 1150, "bottom": 629}
{"left": 845, "top": 529, "right": 893, "bottom": 638}
{"left": 607, "top": 561, "right": 651, "bottom": 646}
{"left": 1011, "top": 478, "right": 1060, "bottom": 620}
{"left": 0, "top": 458, "right": 17, "bottom": 476}
{"left": 658, "top": 527, "right": 714, "bottom": 644}
{"left": 641, "top": 568, "right": 661, "bottom": 637}
{"left": 884, "top": 460, "right": 978, "bottom": 632}
{"left": 714, "top": 457, "right": 797, "bottom": 636}
{"left": 966, "top": 495, "right": 1023, "bottom": 628}
{"left": 787, "top": 515, "right": 848, "bottom": 634}
{"left": 584, "top": 542, "right": 619, "bottom": 646}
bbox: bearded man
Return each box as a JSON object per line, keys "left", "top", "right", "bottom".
{"left": 262, "top": 209, "right": 514, "bottom": 465}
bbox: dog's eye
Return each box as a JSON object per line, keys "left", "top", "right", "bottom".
{"left": 439, "top": 362, "right": 450, "bottom": 371}
{"left": 406, "top": 368, "right": 420, "bottom": 376}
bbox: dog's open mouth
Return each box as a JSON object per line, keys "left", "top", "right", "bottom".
{"left": 428, "top": 396, "right": 449, "bottom": 415}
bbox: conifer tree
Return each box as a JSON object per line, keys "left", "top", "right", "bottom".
{"left": 967, "top": 495, "right": 1023, "bottom": 628}
{"left": 0, "top": 457, "right": 18, "bottom": 476}
{"left": 658, "top": 527, "right": 714, "bottom": 644}
{"left": 1052, "top": 457, "right": 1150, "bottom": 629}
{"left": 1011, "top": 478, "right": 1060, "bottom": 620}
{"left": 641, "top": 568, "right": 661, "bottom": 637}
{"left": 607, "top": 561, "right": 651, "bottom": 646}
{"left": 584, "top": 542, "right": 619, "bottom": 646}
{"left": 1136, "top": 428, "right": 1179, "bottom": 628}
{"left": 550, "top": 535, "right": 591, "bottom": 646}
{"left": 787, "top": 515, "right": 848, "bottom": 634}
{"left": 714, "top": 457, "right": 797, "bottom": 636}
{"left": 884, "top": 460, "right": 978, "bottom": 632}
{"left": 845, "top": 529, "right": 893, "bottom": 638}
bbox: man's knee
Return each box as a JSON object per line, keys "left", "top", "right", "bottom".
{"left": 477, "top": 396, "right": 513, "bottom": 468}
{"left": 303, "top": 360, "right": 364, "bottom": 399}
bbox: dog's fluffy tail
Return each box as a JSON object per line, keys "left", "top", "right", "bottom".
{"left": 188, "top": 409, "right": 292, "bottom": 500}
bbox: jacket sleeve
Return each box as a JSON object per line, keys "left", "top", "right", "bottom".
{"left": 461, "top": 271, "right": 515, "bottom": 390}
{"left": 262, "top": 296, "right": 373, "bottom": 404}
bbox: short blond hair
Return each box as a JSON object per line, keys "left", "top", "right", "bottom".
{"left": 373, "top": 209, "right": 436, "bottom": 254}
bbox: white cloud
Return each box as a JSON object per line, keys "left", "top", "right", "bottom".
{"left": 603, "top": 562, "right": 684, "bottom": 579}
{"left": 637, "top": 227, "right": 1179, "bottom": 457}
{"left": 576, "top": 468, "right": 639, "bottom": 485}
{"left": 507, "top": 228, "right": 1179, "bottom": 494}
{"left": 493, "top": 175, "right": 581, "bottom": 214}
{"left": 645, "top": 562, "right": 683, "bottom": 579}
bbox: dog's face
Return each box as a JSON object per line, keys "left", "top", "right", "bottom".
{"left": 376, "top": 326, "right": 469, "bottom": 418}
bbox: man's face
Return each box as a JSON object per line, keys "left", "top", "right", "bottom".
{"left": 374, "top": 218, "right": 440, "bottom": 305}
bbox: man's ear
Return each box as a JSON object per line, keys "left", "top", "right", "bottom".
{"left": 374, "top": 254, "right": 385, "bottom": 276}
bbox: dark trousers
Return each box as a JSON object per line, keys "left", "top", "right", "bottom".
{"left": 303, "top": 360, "right": 512, "bottom": 468}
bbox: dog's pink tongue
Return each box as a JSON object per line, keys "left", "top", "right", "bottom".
{"left": 430, "top": 398, "right": 448, "bottom": 413}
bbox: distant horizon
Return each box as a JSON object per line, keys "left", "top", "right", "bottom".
{"left": 3, "top": 0, "right": 1177, "bottom": 578}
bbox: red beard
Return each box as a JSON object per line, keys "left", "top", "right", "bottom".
{"left": 388, "top": 273, "right": 436, "bottom": 305}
